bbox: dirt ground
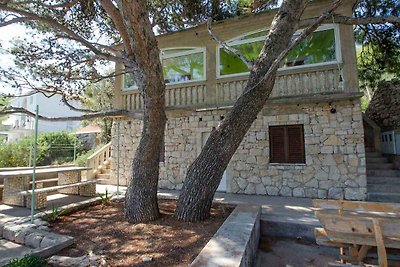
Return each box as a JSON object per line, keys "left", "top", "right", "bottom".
{"left": 256, "top": 237, "right": 340, "bottom": 267}
{"left": 50, "top": 199, "right": 232, "bottom": 267}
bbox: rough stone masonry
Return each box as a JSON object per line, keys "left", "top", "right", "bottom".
{"left": 111, "top": 99, "right": 366, "bottom": 200}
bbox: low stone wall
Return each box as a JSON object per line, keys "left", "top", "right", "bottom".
{"left": 0, "top": 218, "right": 74, "bottom": 265}
{"left": 111, "top": 99, "right": 366, "bottom": 200}
{"left": 190, "top": 205, "right": 260, "bottom": 267}
{"left": 366, "top": 80, "right": 400, "bottom": 131}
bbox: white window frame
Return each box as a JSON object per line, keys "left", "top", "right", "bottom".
{"left": 123, "top": 47, "right": 207, "bottom": 91}
{"left": 216, "top": 24, "right": 342, "bottom": 79}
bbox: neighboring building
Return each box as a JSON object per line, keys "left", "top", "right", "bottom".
{"left": 366, "top": 80, "right": 400, "bottom": 155}
{"left": 110, "top": 0, "right": 367, "bottom": 200}
{"left": 76, "top": 124, "right": 102, "bottom": 150}
{"left": 2, "top": 91, "right": 82, "bottom": 143}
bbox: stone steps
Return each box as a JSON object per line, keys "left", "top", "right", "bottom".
{"left": 367, "top": 169, "right": 400, "bottom": 177}
{"left": 367, "top": 192, "right": 400, "bottom": 203}
{"left": 366, "top": 152, "right": 382, "bottom": 158}
{"left": 368, "top": 176, "right": 400, "bottom": 184}
{"left": 366, "top": 152, "right": 400, "bottom": 203}
{"left": 367, "top": 183, "right": 400, "bottom": 193}
{"left": 366, "top": 157, "right": 389, "bottom": 164}
{"left": 367, "top": 163, "right": 395, "bottom": 170}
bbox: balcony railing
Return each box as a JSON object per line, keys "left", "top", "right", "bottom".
{"left": 122, "top": 64, "right": 343, "bottom": 111}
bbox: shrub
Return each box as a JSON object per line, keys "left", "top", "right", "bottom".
{"left": 5, "top": 255, "right": 46, "bottom": 267}
{"left": 73, "top": 147, "right": 100, "bottom": 167}
{"left": 0, "top": 132, "right": 88, "bottom": 168}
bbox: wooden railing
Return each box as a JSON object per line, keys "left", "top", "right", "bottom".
{"left": 122, "top": 64, "right": 343, "bottom": 110}
{"left": 86, "top": 142, "right": 112, "bottom": 180}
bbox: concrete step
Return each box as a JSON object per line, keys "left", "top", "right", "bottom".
{"left": 366, "top": 157, "right": 389, "bottom": 164}
{"left": 97, "top": 173, "right": 110, "bottom": 179}
{"left": 367, "top": 183, "right": 400, "bottom": 193}
{"left": 367, "top": 169, "right": 400, "bottom": 177}
{"left": 366, "top": 152, "right": 382, "bottom": 158}
{"left": 367, "top": 176, "right": 400, "bottom": 184}
{"left": 367, "top": 192, "right": 400, "bottom": 203}
{"left": 102, "top": 169, "right": 111, "bottom": 174}
{"left": 366, "top": 163, "right": 395, "bottom": 170}
{"left": 260, "top": 213, "right": 320, "bottom": 242}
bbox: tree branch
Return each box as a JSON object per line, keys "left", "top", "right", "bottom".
{"left": 301, "top": 15, "right": 400, "bottom": 27}
{"left": 61, "top": 95, "right": 97, "bottom": 113}
{"left": 1, "top": 106, "right": 143, "bottom": 121}
{"left": 0, "top": 16, "right": 32, "bottom": 27}
{"left": 207, "top": 17, "right": 253, "bottom": 70}
{"left": 99, "top": 0, "right": 134, "bottom": 56}
{"left": 0, "top": 4, "right": 124, "bottom": 63}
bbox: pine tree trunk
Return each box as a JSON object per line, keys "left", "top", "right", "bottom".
{"left": 175, "top": 0, "right": 308, "bottom": 222}
{"left": 118, "top": 0, "right": 167, "bottom": 223}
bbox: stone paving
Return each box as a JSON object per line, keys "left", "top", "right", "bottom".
{"left": 0, "top": 184, "right": 319, "bottom": 265}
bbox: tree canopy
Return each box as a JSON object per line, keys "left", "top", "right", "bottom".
{"left": 354, "top": 0, "right": 400, "bottom": 89}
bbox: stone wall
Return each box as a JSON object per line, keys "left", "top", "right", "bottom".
{"left": 111, "top": 99, "right": 366, "bottom": 200}
{"left": 366, "top": 80, "right": 400, "bottom": 131}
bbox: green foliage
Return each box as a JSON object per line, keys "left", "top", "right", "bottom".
{"left": 43, "top": 205, "right": 65, "bottom": 222}
{"left": 360, "top": 95, "right": 370, "bottom": 112}
{"left": 5, "top": 254, "right": 46, "bottom": 267}
{"left": 98, "top": 187, "right": 114, "bottom": 205}
{"left": 69, "top": 146, "right": 101, "bottom": 167}
{"left": 355, "top": 0, "right": 400, "bottom": 89}
{"left": 82, "top": 80, "right": 114, "bottom": 143}
{"left": 0, "top": 132, "right": 88, "bottom": 168}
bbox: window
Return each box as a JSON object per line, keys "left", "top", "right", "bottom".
{"left": 123, "top": 48, "right": 206, "bottom": 90}
{"left": 269, "top": 125, "right": 305, "bottom": 164}
{"left": 218, "top": 25, "right": 339, "bottom": 78}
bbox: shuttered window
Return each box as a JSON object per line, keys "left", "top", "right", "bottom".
{"left": 269, "top": 125, "right": 305, "bottom": 164}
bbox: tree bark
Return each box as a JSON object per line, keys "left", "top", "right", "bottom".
{"left": 118, "top": 0, "right": 167, "bottom": 223}
{"left": 175, "top": 0, "right": 308, "bottom": 222}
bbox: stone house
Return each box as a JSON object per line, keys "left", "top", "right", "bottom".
{"left": 110, "top": 0, "right": 367, "bottom": 200}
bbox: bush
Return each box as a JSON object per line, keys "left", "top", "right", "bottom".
{"left": 72, "top": 146, "right": 100, "bottom": 167}
{"left": 0, "top": 132, "right": 88, "bottom": 168}
{"left": 5, "top": 255, "right": 46, "bottom": 267}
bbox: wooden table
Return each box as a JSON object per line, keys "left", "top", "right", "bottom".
{"left": 313, "top": 199, "right": 400, "bottom": 267}
{"left": 0, "top": 166, "right": 90, "bottom": 207}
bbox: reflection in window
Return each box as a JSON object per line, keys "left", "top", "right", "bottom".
{"left": 218, "top": 26, "right": 337, "bottom": 77}
{"left": 123, "top": 48, "right": 205, "bottom": 90}
{"left": 220, "top": 41, "right": 264, "bottom": 76}
{"left": 281, "top": 29, "right": 336, "bottom": 67}
{"left": 162, "top": 51, "right": 205, "bottom": 84}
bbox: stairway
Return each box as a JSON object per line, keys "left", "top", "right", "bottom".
{"left": 366, "top": 152, "right": 400, "bottom": 202}
{"left": 96, "top": 166, "right": 112, "bottom": 184}
{"left": 86, "top": 142, "right": 113, "bottom": 184}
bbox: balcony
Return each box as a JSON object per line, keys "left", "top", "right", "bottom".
{"left": 121, "top": 63, "right": 343, "bottom": 111}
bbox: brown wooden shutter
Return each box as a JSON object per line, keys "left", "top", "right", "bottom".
{"left": 269, "top": 126, "right": 286, "bottom": 163}
{"left": 287, "top": 125, "right": 305, "bottom": 163}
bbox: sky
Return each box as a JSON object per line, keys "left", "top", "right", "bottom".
{"left": 0, "top": 24, "right": 27, "bottom": 95}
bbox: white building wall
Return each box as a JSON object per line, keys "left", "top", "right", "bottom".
{"left": 3, "top": 92, "right": 82, "bottom": 143}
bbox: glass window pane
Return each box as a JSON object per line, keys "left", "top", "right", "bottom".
{"left": 162, "top": 52, "right": 204, "bottom": 83}
{"left": 219, "top": 40, "right": 264, "bottom": 76}
{"left": 281, "top": 29, "right": 336, "bottom": 67}
{"left": 124, "top": 73, "right": 136, "bottom": 89}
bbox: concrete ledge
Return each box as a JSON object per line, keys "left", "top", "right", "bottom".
{"left": 260, "top": 213, "right": 321, "bottom": 242}
{"left": 191, "top": 205, "right": 261, "bottom": 267}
